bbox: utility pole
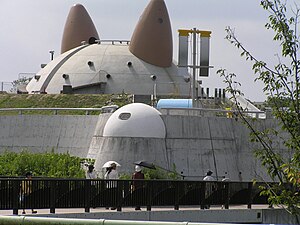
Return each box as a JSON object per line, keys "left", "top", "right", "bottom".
{"left": 192, "top": 28, "right": 197, "bottom": 108}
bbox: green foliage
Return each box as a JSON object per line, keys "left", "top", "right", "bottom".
{"left": 218, "top": 0, "right": 300, "bottom": 216}
{"left": 0, "top": 150, "right": 86, "bottom": 178}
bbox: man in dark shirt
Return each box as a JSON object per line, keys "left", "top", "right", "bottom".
{"left": 132, "top": 165, "right": 144, "bottom": 210}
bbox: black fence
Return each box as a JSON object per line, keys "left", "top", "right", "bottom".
{"left": 0, "top": 178, "right": 270, "bottom": 215}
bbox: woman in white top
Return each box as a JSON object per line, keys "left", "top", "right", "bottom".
{"left": 86, "top": 165, "right": 97, "bottom": 186}
{"left": 86, "top": 165, "right": 97, "bottom": 179}
{"left": 104, "top": 163, "right": 119, "bottom": 187}
{"left": 104, "top": 162, "right": 119, "bottom": 210}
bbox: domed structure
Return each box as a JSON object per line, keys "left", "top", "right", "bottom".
{"left": 26, "top": 43, "right": 189, "bottom": 96}
{"left": 26, "top": 0, "right": 190, "bottom": 98}
{"left": 103, "top": 103, "right": 166, "bottom": 138}
{"left": 92, "top": 103, "right": 169, "bottom": 175}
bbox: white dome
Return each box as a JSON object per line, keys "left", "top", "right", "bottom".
{"left": 103, "top": 103, "right": 166, "bottom": 138}
{"left": 26, "top": 43, "right": 189, "bottom": 96}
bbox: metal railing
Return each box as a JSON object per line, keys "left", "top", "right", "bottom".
{"left": 0, "top": 82, "right": 12, "bottom": 93}
{"left": 0, "top": 178, "right": 271, "bottom": 215}
{"left": 0, "top": 105, "right": 119, "bottom": 115}
{"left": 159, "top": 107, "right": 267, "bottom": 119}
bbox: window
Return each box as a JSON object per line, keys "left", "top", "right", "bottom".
{"left": 119, "top": 112, "right": 131, "bottom": 120}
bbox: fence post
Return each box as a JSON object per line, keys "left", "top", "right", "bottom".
{"left": 50, "top": 180, "right": 56, "bottom": 214}
{"left": 247, "top": 182, "right": 253, "bottom": 209}
{"left": 85, "top": 180, "right": 91, "bottom": 213}
{"left": 174, "top": 181, "right": 179, "bottom": 210}
{"left": 224, "top": 182, "right": 229, "bottom": 209}
{"left": 200, "top": 182, "right": 205, "bottom": 209}
{"left": 12, "top": 179, "right": 20, "bottom": 215}
{"left": 117, "top": 180, "right": 122, "bottom": 212}
{"left": 146, "top": 181, "right": 152, "bottom": 211}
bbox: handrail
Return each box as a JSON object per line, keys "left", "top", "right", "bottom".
{"left": 160, "top": 107, "right": 265, "bottom": 114}
{"left": 0, "top": 108, "right": 102, "bottom": 111}
{"left": 0, "top": 178, "right": 272, "bottom": 215}
{"left": 0, "top": 105, "right": 119, "bottom": 115}
{"left": 159, "top": 107, "right": 267, "bottom": 119}
{"left": 95, "top": 39, "right": 130, "bottom": 45}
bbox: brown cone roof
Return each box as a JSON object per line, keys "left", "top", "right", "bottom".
{"left": 129, "top": 0, "right": 173, "bottom": 67}
{"left": 61, "top": 4, "right": 99, "bottom": 53}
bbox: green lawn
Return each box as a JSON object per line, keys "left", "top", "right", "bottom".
{"left": 0, "top": 93, "right": 132, "bottom": 115}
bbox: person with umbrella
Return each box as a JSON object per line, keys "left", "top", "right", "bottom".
{"left": 134, "top": 160, "right": 156, "bottom": 170}
{"left": 104, "top": 162, "right": 119, "bottom": 180}
{"left": 104, "top": 162, "right": 119, "bottom": 210}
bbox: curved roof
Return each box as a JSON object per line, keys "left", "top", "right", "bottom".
{"left": 61, "top": 4, "right": 99, "bottom": 53}
{"left": 103, "top": 103, "right": 166, "bottom": 138}
{"left": 26, "top": 43, "right": 189, "bottom": 96}
{"left": 129, "top": 0, "right": 173, "bottom": 67}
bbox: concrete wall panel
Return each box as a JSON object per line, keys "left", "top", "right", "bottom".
{"left": 32, "top": 208, "right": 297, "bottom": 224}
{"left": 0, "top": 115, "right": 98, "bottom": 157}
{"left": 93, "top": 137, "right": 168, "bottom": 175}
{"left": 87, "top": 113, "right": 112, "bottom": 159}
{"left": 163, "top": 115, "right": 210, "bottom": 139}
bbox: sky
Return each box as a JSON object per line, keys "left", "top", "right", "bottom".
{"left": 0, "top": 0, "right": 281, "bottom": 101}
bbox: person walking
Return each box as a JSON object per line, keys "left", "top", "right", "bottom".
{"left": 86, "top": 164, "right": 97, "bottom": 182}
{"left": 104, "top": 162, "right": 119, "bottom": 210}
{"left": 20, "top": 172, "right": 37, "bottom": 214}
{"left": 86, "top": 164, "right": 97, "bottom": 208}
{"left": 203, "top": 170, "right": 215, "bottom": 181}
{"left": 131, "top": 165, "right": 144, "bottom": 210}
{"left": 203, "top": 170, "right": 215, "bottom": 209}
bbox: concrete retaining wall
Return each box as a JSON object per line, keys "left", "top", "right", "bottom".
{"left": 28, "top": 208, "right": 299, "bottom": 224}
{"left": 87, "top": 113, "right": 112, "bottom": 159}
{"left": 0, "top": 115, "right": 98, "bottom": 157}
{"left": 92, "top": 114, "right": 285, "bottom": 181}
{"left": 0, "top": 113, "right": 289, "bottom": 181}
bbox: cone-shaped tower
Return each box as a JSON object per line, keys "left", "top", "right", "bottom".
{"left": 129, "top": 0, "right": 173, "bottom": 67}
{"left": 61, "top": 4, "right": 99, "bottom": 53}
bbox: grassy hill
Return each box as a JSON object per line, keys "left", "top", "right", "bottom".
{"left": 0, "top": 93, "right": 132, "bottom": 115}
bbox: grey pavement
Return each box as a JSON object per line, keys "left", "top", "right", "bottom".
{"left": 0, "top": 205, "right": 277, "bottom": 216}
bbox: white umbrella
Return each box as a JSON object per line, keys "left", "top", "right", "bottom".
{"left": 102, "top": 160, "right": 121, "bottom": 168}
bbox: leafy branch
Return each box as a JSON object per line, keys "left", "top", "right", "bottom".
{"left": 218, "top": 0, "right": 300, "bottom": 216}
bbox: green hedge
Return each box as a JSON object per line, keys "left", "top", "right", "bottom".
{"left": 0, "top": 150, "right": 86, "bottom": 178}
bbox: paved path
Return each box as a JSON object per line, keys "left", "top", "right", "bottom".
{"left": 0, "top": 205, "right": 276, "bottom": 216}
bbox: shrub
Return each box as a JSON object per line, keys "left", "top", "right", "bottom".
{"left": 0, "top": 150, "right": 85, "bottom": 178}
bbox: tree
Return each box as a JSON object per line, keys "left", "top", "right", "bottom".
{"left": 218, "top": 0, "right": 300, "bottom": 217}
